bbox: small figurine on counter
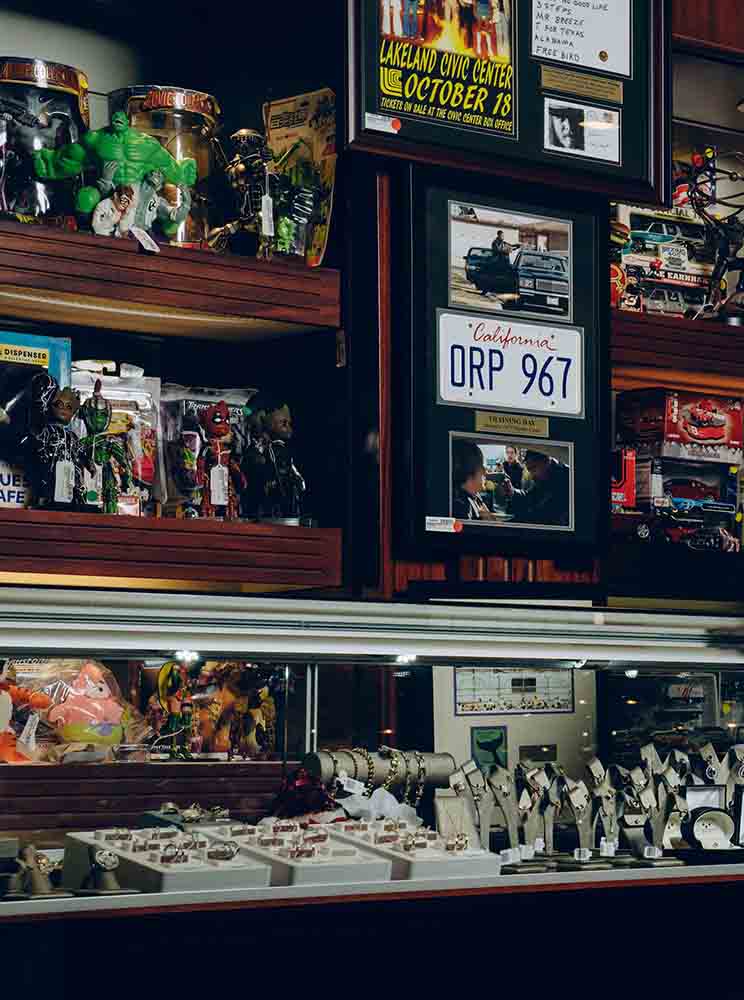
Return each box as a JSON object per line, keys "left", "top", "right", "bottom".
{"left": 33, "top": 110, "right": 197, "bottom": 235}
{"left": 79, "top": 379, "right": 133, "bottom": 513}
{"left": 242, "top": 396, "right": 306, "bottom": 522}
{"left": 197, "top": 400, "right": 246, "bottom": 520}
{"left": 23, "top": 372, "right": 92, "bottom": 509}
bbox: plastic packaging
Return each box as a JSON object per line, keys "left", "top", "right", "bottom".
{"left": 9, "top": 658, "right": 149, "bottom": 751}
{"left": 160, "top": 385, "right": 255, "bottom": 517}
{"left": 72, "top": 365, "right": 164, "bottom": 516}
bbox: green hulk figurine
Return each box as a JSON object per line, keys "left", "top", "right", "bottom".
{"left": 33, "top": 110, "right": 197, "bottom": 226}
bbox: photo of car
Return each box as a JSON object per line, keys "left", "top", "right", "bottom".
{"left": 511, "top": 249, "right": 570, "bottom": 316}
{"left": 463, "top": 247, "right": 518, "bottom": 296}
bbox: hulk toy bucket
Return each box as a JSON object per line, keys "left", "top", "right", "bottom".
{"left": 109, "top": 85, "right": 220, "bottom": 248}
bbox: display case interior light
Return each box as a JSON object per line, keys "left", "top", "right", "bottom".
{"left": 625, "top": 669, "right": 639, "bottom": 679}
{"left": 395, "top": 654, "right": 417, "bottom": 665}
{"left": 174, "top": 650, "right": 200, "bottom": 664}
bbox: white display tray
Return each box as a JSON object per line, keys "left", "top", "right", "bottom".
{"left": 329, "top": 828, "right": 503, "bottom": 880}
{"left": 62, "top": 831, "right": 271, "bottom": 894}
{"left": 199, "top": 824, "right": 392, "bottom": 887}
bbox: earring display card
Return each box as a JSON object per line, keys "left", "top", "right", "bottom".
{"left": 62, "top": 831, "right": 271, "bottom": 894}
{"left": 199, "top": 824, "right": 392, "bottom": 887}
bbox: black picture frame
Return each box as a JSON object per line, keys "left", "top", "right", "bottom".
{"left": 347, "top": 0, "right": 671, "bottom": 205}
{"left": 395, "top": 164, "right": 609, "bottom": 561}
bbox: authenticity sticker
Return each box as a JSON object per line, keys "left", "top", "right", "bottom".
{"left": 365, "top": 112, "right": 401, "bottom": 135}
{"left": 426, "top": 516, "right": 462, "bottom": 534}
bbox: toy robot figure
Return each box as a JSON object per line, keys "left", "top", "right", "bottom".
{"left": 33, "top": 110, "right": 197, "bottom": 230}
{"left": 207, "top": 127, "right": 317, "bottom": 259}
{"left": 23, "top": 372, "right": 92, "bottom": 509}
{"left": 79, "top": 379, "right": 132, "bottom": 514}
{"left": 197, "top": 401, "right": 246, "bottom": 520}
{"left": 242, "top": 397, "right": 306, "bottom": 521}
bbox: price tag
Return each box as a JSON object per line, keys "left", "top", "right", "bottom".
{"left": 210, "top": 466, "right": 229, "bottom": 506}
{"left": 438, "top": 310, "right": 584, "bottom": 418}
{"left": 19, "top": 711, "right": 39, "bottom": 751}
{"left": 130, "top": 226, "right": 161, "bottom": 253}
{"left": 261, "top": 194, "right": 275, "bottom": 237}
{"left": 54, "top": 460, "right": 75, "bottom": 503}
{"left": 83, "top": 463, "right": 103, "bottom": 506}
{"left": 338, "top": 771, "right": 366, "bottom": 795}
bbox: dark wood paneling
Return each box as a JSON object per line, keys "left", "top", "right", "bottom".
{"left": 673, "top": 0, "right": 744, "bottom": 56}
{"left": 0, "top": 219, "right": 341, "bottom": 335}
{"left": 0, "top": 761, "right": 292, "bottom": 844}
{"left": 612, "top": 313, "right": 744, "bottom": 380}
{"left": 0, "top": 509, "right": 342, "bottom": 589}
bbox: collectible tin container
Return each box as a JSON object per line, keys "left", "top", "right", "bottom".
{"left": 0, "top": 56, "right": 89, "bottom": 222}
{"left": 109, "top": 85, "right": 221, "bottom": 247}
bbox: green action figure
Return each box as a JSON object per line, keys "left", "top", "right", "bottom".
{"left": 79, "top": 379, "right": 132, "bottom": 514}
{"left": 33, "top": 110, "right": 197, "bottom": 224}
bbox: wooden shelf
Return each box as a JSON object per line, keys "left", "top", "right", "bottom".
{"left": 611, "top": 312, "right": 744, "bottom": 393}
{"left": 673, "top": 1, "right": 744, "bottom": 59}
{"left": 0, "top": 510, "right": 342, "bottom": 593}
{"left": 0, "top": 760, "right": 291, "bottom": 847}
{"left": 0, "top": 219, "right": 341, "bottom": 340}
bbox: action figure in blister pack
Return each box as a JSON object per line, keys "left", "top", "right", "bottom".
{"left": 197, "top": 400, "right": 246, "bottom": 520}
{"left": 23, "top": 372, "right": 92, "bottom": 509}
{"left": 79, "top": 379, "right": 132, "bottom": 513}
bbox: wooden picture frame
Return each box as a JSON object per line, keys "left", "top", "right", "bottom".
{"left": 347, "top": 0, "right": 671, "bottom": 205}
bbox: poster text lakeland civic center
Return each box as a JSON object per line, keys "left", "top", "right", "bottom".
{"left": 379, "top": 39, "right": 514, "bottom": 135}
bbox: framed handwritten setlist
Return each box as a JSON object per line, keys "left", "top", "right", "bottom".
{"left": 395, "top": 167, "right": 609, "bottom": 559}
{"left": 347, "top": 0, "right": 670, "bottom": 204}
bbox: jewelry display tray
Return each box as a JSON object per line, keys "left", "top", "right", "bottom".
{"left": 62, "top": 832, "right": 272, "bottom": 894}
{"left": 199, "top": 825, "right": 392, "bottom": 887}
{"left": 328, "top": 830, "right": 503, "bottom": 881}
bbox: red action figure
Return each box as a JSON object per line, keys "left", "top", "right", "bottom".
{"left": 197, "top": 400, "right": 246, "bottom": 519}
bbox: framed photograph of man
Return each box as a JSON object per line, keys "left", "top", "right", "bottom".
{"left": 347, "top": 0, "right": 671, "bottom": 204}
{"left": 449, "top": 433, "right": 575, "bottom": 533}
{"left": 395, "top": 166, "right": 609, "bottom": 560}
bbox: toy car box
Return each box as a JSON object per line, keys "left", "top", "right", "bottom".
{"left": 611, "top": 448, "right": 637, "bottom": 510}
{"left": 0, "top": 331, "right": 72, "bottom": 508}
{"left": 635, "top": 457, "right": 738, "bottom": 513}
{"left": 616, "top": 388, "right": 744, "bottom": 465}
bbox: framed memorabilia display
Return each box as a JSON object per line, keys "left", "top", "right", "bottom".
{"left": 396, "top": 166, "right": 609, "bottom": 559}
{"left": 455, "top": 665, "right": 575, "bottom": 716}
{"left": 347, "top": 0, "right": 670, "bottom": 204}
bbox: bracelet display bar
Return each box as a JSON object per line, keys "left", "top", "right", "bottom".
{"left": 62, "top": 830, "right": 271, "bottom": 894}
{"left": 199, "top": 823, "right": 392, "bottom": 887}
